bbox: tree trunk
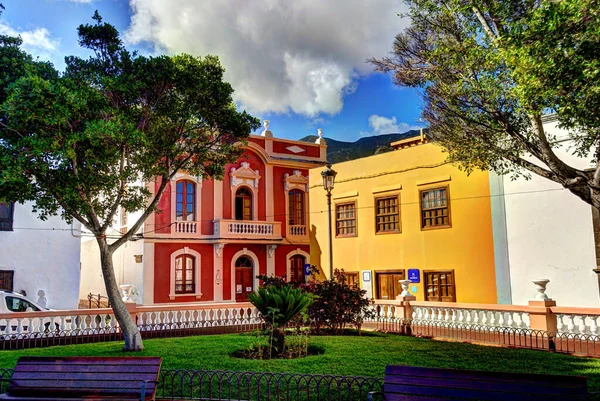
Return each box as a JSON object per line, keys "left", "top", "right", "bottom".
{"left": 97, "top": 238, "right": 144, "bottom": 351}
{"left": 271, "top": 327, "right": 285, "bottom": 357}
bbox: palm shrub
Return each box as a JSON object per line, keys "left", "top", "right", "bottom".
{"left": 248, "top": 285, "right": 315, "bottom": 357}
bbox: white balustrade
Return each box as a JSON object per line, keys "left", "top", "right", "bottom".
{"left": 556, "top": 314, "right": 600, "bottom": 336}
{"left": 289, "top": 225, "right": 307, "bottom": 236}
{"left": 228, "top": 222, "right": 273, "bottom": 235}
{"left": 408, "top": 305, "right": 531, "bottom": 329}
{"left": 175, "top": 221, "right": 197, "bottom": 233}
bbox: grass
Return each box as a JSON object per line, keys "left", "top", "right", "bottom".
{"left": 1, "top": 332, "right": 600, "bottom": 392}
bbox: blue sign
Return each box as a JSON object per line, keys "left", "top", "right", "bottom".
{"left": 304, "top": 264, "right": 311, "bottom": 276}
{"left": 408, "top": 269, "right": 420, "bottom": 283}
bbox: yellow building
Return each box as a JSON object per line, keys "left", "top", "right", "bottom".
{"left": 309, "top": 134, "right": 497, "bottom": 303}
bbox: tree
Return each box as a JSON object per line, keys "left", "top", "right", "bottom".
{"left": 371, "top": 0, "right": 600, "bottom": 209}
{"left": 0, "top": 12, "right": 260, "bottom": 351}
{"left": 248, "top": 285, "right": 315, "bottom": 357}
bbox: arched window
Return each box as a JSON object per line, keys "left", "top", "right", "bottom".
{"left": 288, "top": 190, "right": 305, "bottom": 226}
{"left": 175, "top": 254, "right": 195, "bottom": 294}
{"left": 176, "top": 180, "right": 195, "bottom": 221}
{"left": 235, "top": 256, "right": 253, "bottom": 268}
{"left": 235, "top": 187, "right": 253, "bottom": 221}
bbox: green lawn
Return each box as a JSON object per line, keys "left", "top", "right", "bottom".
{"left": 1, "top": 332, "right": 600, "bottom": 392}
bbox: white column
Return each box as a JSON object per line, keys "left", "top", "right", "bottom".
{"left": 213, "top": 244, "right": 224, "bottom": 302}
{"left": 267, "top": 245, "right": 277, "bottom": 276}
{"left": 142, "top": 242, "right": 155, "bottom": 305}
{"left": 214, "top": 180, "right": 223, "bottom": 220}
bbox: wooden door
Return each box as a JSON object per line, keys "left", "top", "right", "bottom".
{"left": 376, "top": 271, "right": 405, "bottom": 300}
{"left": 289, "top": 255, "right": 305, "bottom": 283}
{"left": 425, "top": 271, "right": 455, "bottom": 302}
{"left": 235, "top": 267, "right": 254, "bottom": 302}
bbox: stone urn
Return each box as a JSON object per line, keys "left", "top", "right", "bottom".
{"left": 399, "top": 279, "right": 413, "bottom": 297}
{"left": 532, "top": 279, "right": 550, "bottom": 300}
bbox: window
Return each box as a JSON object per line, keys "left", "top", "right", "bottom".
{"left": 235, "top": 187, "right": 253, "bottom": 220}
{"left": 375, "top": 195, "right": 400, "bottom": 233}
{"left": 176, "top": 181, "right": 196, "bottom": 221}
{"left": 375, "top": 270, "right": 405, "bottom": 300}
{"left": 0, "top": 271, "right": 14, "bottom": 291}
{"left": 336, "top": 202, "right": 356, "bottom": 237}
{"left": 424, "top": 271, "right": 456, "bottom": 302}
{"left": 0, "top": 202, "right": 14, "bottom": 231}
{"left": 119, "top": 207, "right": 128, "bottom": 235}
{"left": 344, "top": 271, "right": 360, "bottom": 288}
{"left": 288, "top": 190, "right": 305, "bottom": 226}
{"left": 5, "top": 296, "right": 40, "bottom": 312}
{"left": 420, "top": 187, "right": 451, "bottom": 229}
{"left": 175, "top": 254, "right": 195, "bottom": 294}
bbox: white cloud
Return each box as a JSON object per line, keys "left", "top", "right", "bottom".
{"left": 0, "top": 22, "right": 60, "bottom": 63}
{"left": 360, "top": 114, "right": 423, "bottom": 137}
{"left": 125, "top": 0, "right": 408, "bottom": 117}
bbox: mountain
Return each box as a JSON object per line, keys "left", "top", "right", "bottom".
{"left": 299, "top": 130, "right": 421, "bottom": 164}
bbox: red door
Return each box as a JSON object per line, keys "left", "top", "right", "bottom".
{"left": 289, "top": 255, "right": 305, "bottom": 283}
{"left": 235, "top": 256, "right": 254, "bottom": 302}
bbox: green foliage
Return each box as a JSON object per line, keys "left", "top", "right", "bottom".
{"left": 371, "top": 0, "right": 600, "bottom": 208}
{"left": 248, "top": 285, "right": 315, "bottom": 328}
{"left": 303, "top": 269, "right": 374, "bottom": 334}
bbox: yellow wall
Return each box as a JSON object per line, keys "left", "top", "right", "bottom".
{"left": 309, "top": 141, "right": 497, "bottom": 304}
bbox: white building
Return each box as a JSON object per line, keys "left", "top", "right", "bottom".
{"left": 490, "top": 115, "right": 599, "bottom": 307}
{"left": 0, "top": 201, "right": 82, "bottom": 309}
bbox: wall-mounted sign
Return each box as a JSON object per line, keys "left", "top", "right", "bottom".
{"left": 236, "top": 285, "right": 242, "bottom": 294}
{"left": 304, "top": 264, "right": 311, "bottom": 276}
{"left": 408, "top": 269, "right": 420, "bottom": 283}
{"left": 362, "top": 271, "right": 371, "bottom": 282}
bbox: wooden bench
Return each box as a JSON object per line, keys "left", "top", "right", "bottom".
{"left": 0, "top": 356, "right": 162, "bottom": 400}
{"left": 368, "top": 364, "right": 589, "bottom": 400}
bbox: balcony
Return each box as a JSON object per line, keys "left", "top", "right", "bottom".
{"left": 214, "top": 219, "right": 282, "bottom": 240}
{"left": 288, "top": 225, "right": 309, "bottom": 244}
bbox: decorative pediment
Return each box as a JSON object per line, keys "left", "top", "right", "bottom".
{"left": 284, "top": 170, "right": 309, "bottom": 191}
{"left": 230, "top": 162, "right": 261, "bottom": 188}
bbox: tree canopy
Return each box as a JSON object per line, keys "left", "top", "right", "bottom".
{"left": 0, "top": 11, "right": 260, "bottom": 350}
{"left": 371, "top": 0, "right": 600, "bottom": 208}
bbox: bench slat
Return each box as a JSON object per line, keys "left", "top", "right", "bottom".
{"left": 384, "top": 375, "right": 589, "bottom": 396}
{"left": 15, "top": 357, "right": 160, "bottom": 365}
{"left": 11, "top": 372, "right": 159, "bottom": 381}
{"left": 13, "top": 365, "right": 160, "bottom": 374}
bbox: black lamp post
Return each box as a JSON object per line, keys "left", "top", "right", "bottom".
{"left": 321, "top": 163, "right": 337, "bottom": 279}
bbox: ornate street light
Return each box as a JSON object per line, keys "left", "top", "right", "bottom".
{"left": 321, "top": 163, "right": 337, "bottom": 279}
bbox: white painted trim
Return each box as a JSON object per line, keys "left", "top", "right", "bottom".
{"left": 285, "top": 249, "right": 310, "bottom": 283}
{"left": 265, "top": 164, "right": 274, "bottom": 222}
{"left": 169, "top": 247, "right": 202, "bottom": 300}
{"left": 213, "top": 244, "right": 224, "bottom": 302}
{"left": 214, "top": 180, "right": 223, "bottom": 220}
{"left": 142, "top": 242, "right": 155, "bottom": 305}
{"left": 230, "top": 161, "right": 261, "bottom": 221}
{"left": 230, "top": 248, "right": 260, "bottom": 301}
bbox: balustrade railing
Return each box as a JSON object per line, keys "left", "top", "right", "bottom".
{"left": 175, "top": 221, "right": 197, "bottom": 233}
{"left": 289, "top": 225, "right": 307, "bottom": 236}
{"left": 410, "top": 302, "right": 531, "bottom": 329}
{"left": 214, "top": 219, "right": 282, "bottom": 239}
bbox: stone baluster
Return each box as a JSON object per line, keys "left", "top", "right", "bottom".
{"left": 556, "top": 314, "right": 564, "bottom": 333}
{"left": 473, "top": 310, "right": 480, "bottom": 326}
{"left": 567, "top": 315, "right": 576, "bottom": 334}
{"left": 436, "top": 308, "right": 444, "bottom": 323}
{"left": 591, "top": 316, "right": 599, "bottom": 336}
{"left": 481, "top": 311, "right": 488, "bottom": 327}
{"left": 578, "top": 316, "right": 588, "bottom": 335}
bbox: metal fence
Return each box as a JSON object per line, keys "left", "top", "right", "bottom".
{"left": 0, "top": 368, "right": 382, "bottom": 401}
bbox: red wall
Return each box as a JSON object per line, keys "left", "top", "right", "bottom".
{"left": 248, "top": 137, "right": 265, "bottom": 148}
{"left": 272, "top": 141, "right": 320, "bottom": 158}
{"left": 153, "top": 243, "right": 215, "bottom": 303}
{"left": 155, "top": 179, "right": 172, "bottom": 234}
{"left": 274, "top": 245, "right": 310, "bottom": 277}
{"left": 223, "top": 150, "right": 266, "bottom": 220}
{"left": 222, "top": 244, "right": 267, "bottom": 301}
{"left": 201, "top": 180, "right": 214, "bottom": 235}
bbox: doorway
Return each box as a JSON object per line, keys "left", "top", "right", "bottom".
{"left": 289, "top": 255, "right": 305, "bottom": 283}
{"left": 235, "top": 256, "right": 254, "bottom": 302}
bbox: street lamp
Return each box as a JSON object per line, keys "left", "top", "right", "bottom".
{"left": 321, "top": 163, "right": 337, "bottom": 279}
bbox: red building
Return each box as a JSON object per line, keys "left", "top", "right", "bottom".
{"left": 142, "top": 122, "right": 326, "bottom": 304}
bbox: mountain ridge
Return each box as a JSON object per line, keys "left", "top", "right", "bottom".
{"left": 299, "top": 130, "right": 421, "bottom": 164}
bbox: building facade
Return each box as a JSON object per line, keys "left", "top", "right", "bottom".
{"left": 135, "top": 124, "right": 326, "bottom": 304}
{"left": 0, "top": 201, "right": 81, "bottom": 309}
{"left": 490, "top": 116, "right": 600, "bottom": 306}
{"left": 309, "top": 133, "right": 498, "bottom": 304}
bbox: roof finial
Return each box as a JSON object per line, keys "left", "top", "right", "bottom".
{"left": 315, "top": 128, "right": 325, "bottom": 144}
{"left": 261, "top": 120, "right": 273, "bottom": 138}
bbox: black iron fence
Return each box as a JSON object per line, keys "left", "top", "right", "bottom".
{"left": 0, "top": 368, "right": 382, "bottom": 401}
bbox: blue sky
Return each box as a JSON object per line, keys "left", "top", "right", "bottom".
{"left": 2, "top": 0, "right": 422, "bottom": 142}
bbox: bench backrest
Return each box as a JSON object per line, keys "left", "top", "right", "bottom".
{"left": 383, "top": 365, "right": 589, "bottom": 400}
{"left": 8, "top": 356, "right": 162, "bottom": 400}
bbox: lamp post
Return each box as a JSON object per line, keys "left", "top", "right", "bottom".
{"left": 321, "top": 163, "right": 337, "bottom": 279}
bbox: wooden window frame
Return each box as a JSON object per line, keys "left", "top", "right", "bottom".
{"left": 374, "top": 269, "right": 406, "bottom": 300}
{"left": 176, "top": 180, "right": 196, "bottom": 222}
{"left": 288, "top": 189, "right": 305, "bottom": 226}
{"left": 419, "top": 186, "right": 452, "bottom": 231}
{"left": 174, "top": 254, "right": 196, "bottom": 295}
{"left": 335, "top": 200, "right": 357, "bottom": 238}
{"left": 423, "top": 270, "right": 456, "bottom": 302}
{"left": 374, "top": 194, "right": 401, "bottom": 234}
{"left": 235, "top": 186, "right": 253, "bottom": 221}
{"left": 0, "top": 270, "right": 14, "bottom": 291}
{"left": 344, "top": 271, "right": 360, "bottom": 288}
{"left": 0, "top": 202, "right": 15, "bottom": 232}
